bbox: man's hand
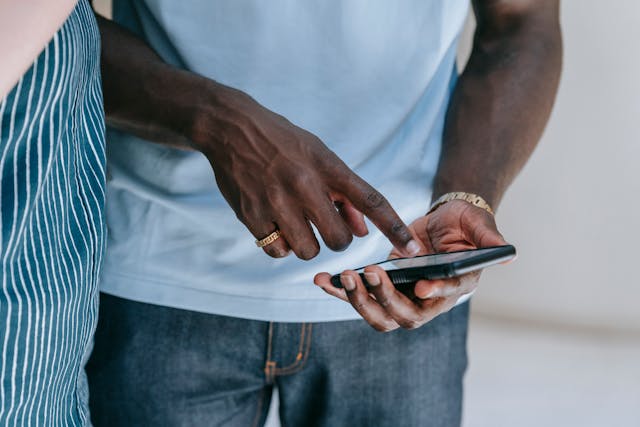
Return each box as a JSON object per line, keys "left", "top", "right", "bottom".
{"left": 314, "top": 200, "right": 508, "bottom": 332}
{"left": 94, "top": 17, "right": 419, "bottom": 261}
{"left": 190, "top": 85, "right": 420, "bottom": 260}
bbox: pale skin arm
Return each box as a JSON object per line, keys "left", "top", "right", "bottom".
{"left": 0, "top": 0, "right": 77, "bottom": 99}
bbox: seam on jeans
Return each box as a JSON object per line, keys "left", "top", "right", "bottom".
{"left": 250, "top": 387, "right": 266, "bottom": 427}
{"left": 274, "top": 323, "right": 313, "bottom": 376}
{"left": 265, "top": 360, "right": 277, "bottom": 385}
{"left": 273, "top": 322, "right": 306, "bottom": 372}
{"left": 264, "top": 322, "right": 276, "bottom": 384}
{"left": 266, "top": 322, "right": 275, "bottom": 362}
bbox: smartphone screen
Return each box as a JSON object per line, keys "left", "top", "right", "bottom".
{"left": 330, "top": 245, "right": 516, "bottom": 288}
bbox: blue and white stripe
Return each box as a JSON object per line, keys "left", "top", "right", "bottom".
{"left": 0, "top": 1, "right": 105, "bottom": 425}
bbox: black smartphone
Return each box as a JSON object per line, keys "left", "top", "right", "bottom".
{"left": 330, "top": 245, "right": 516, "bottom": 288}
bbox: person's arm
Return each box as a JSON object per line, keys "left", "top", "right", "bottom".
{"left": 315, "top": 0, "right": 562, "bottom": 331}
{"left": 432, "top": 0, "right": 562, "bottom": 208}
{"left": 95, "top": 15, "right": 420, "bottom": 261}
{"left": 0, "top": 0, "right": 77, "bottom": 99}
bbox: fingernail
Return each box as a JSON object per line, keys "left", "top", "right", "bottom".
{"left": 364, "top": 272, "right": 380, "bottom": 287}
{"left": 341, "top": 275, "right": 356, "bottom": 291}
{"left": 405, "top": 240, "right": 420, "bottom": 256}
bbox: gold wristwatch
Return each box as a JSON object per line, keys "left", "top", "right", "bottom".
{"left": 428, "top": 192, "right": 494, "bottom": 216}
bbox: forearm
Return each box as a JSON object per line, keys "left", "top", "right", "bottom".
{"left": 96, "top": 15, "right": 233, "bottom": 149}
{"left": 95, "top": 16, "right": 419, "bottom": 259}
{"left": 432, "top": 0, "right": 562, "bottom": 208}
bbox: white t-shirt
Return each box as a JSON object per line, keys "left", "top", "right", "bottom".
{"left": 101, "top": 0, "right": 470, "bottom": 322}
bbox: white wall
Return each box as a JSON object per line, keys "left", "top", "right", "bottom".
{"left": 465, "top": 0, "right": 640, "bottom": 332}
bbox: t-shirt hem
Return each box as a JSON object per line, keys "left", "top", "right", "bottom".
{"left": 100, "top": 271, "right": 362, "bottom": 322}
{"left": 100, "top": 271, "right": 472, "bottom": 323}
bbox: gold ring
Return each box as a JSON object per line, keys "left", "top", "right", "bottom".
{"left": 255, "top": 230, "right": 281, "bottom": 248}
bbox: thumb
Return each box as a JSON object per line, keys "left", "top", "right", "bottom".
{"left": 462, "top": 210, "right": 508, "bottom": 248}
{"left": 478, "top": 226, "right": 508, "bottom": 247}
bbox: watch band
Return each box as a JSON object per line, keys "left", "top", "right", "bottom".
{"left": 428, "top": 192, "right": 494, "bottom": 216}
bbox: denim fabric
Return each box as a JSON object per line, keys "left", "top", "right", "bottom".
{"left": 86, "top": 294, "right": 469, "bottom": 427}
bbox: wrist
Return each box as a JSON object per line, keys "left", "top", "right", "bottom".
{"left": 428, "top": 191, "right": 495, "bottom": 216}
{"left": 175, "top": 71, "right": 225, "bottom": 151}
{"left": 188, "top": 79, "right": 255, "bottom": 156}
{"left": 431, "top": 178, "right": 502, "bottom": 210}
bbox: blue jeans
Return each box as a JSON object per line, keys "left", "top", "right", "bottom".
{"left": 86, "top": 294, "right": 469, "bottom": 427}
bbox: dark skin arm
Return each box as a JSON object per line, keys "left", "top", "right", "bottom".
{"left": 315, "top": 0, "right": 562, "bottom": 331}
{"left": 432, "top": 0, "right": 562, "bottom": 208}
{"left": 94, "top": 15, "right": 420, "bottom": 261}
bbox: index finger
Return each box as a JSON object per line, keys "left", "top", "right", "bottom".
{"left": 340, "top": 176, "right": 420, "bottom": 256}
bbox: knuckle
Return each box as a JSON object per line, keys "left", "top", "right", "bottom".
{"left": 377, "top": 296, "right": 392, "bottom": 308}
{"left": 318, "top": 153, "right": 344, "bottom": 176}
{"left": 290, "top": 171, "right": 316, "bottom": 193}
{"left": 353, "top": 301, "right": 367, "bottom": 311}
{"left": 349, "top": 293, "right": 369, "bottom": 311}
{"left": 234, "top": 198, "right": 263, "bottom": 225}
{"left": 363, "top": 190, "right": 386, "bottom": 210}
{"left": 390, "top": 220, "right": 410, "bottom": 239}
{"left": 265, "top": 189, "right": 287, "bottom": 209}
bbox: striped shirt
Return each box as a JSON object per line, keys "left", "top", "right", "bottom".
{"left": 0, "top": 1, "right": 105, "bottom": 425}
